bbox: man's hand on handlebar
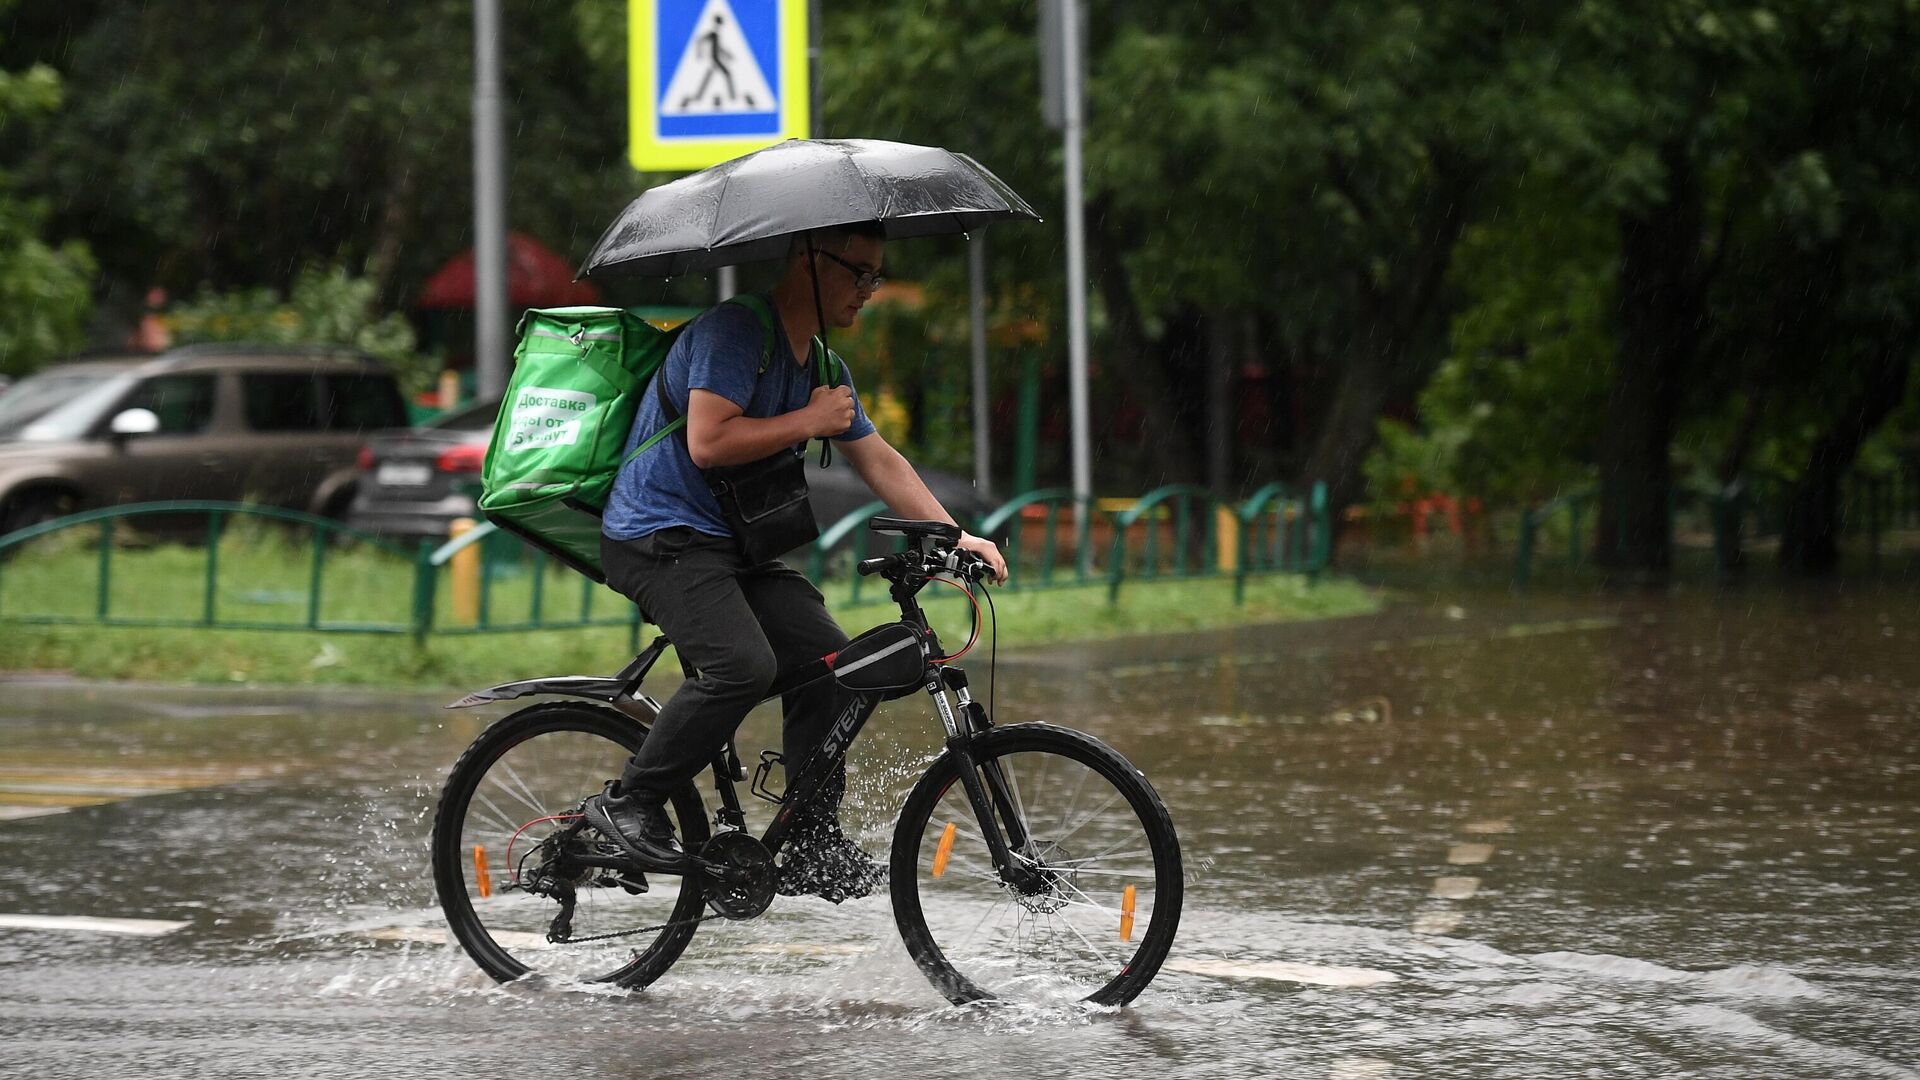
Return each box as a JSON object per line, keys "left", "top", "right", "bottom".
{"left": 854, "top": 532, "right": 1008, "bottom": 586}
{"left": 956, "top": 532, "right": 1008, "bottom": 584}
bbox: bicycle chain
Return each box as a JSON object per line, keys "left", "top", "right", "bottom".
{"left": 553, "top": 907, "right": 728, "bottom": 945}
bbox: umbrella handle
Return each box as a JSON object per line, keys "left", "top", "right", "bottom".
{"left": 805, "top": 230, "right": 838, "bottom": 470}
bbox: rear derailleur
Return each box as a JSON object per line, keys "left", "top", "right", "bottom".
{"left": 520, "top": 815, "right": 650, "bottom": 944}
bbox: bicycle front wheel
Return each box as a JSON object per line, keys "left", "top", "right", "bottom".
{"left": 430, "top": 702, "right": 709, "bottom": 988}
{"left": 890, "top": 724, "right": 1182, "bottom": 1007}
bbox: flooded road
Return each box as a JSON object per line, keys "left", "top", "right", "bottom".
{"left": 2, "top": 585, "right": 1916, "bottom": 1078}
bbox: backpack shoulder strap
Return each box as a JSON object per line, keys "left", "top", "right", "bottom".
{"left": 624, "top": 411, "right": 685, "bottom": 465}
{"left": 621, "top": 297, "right": 780, "bottom": 467}
{"left": 722, "top": 293, "right": 780, "bottom": 375}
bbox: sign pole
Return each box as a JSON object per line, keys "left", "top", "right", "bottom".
{"left": 472, "top": 0, "right": 508, "bottom": 401}
{"left": 1059, "top": 0, "right": 1093, "bottom": 565}
{"left": 969, "top": 233, "right": 992, "bottom": 499}
{"left": 809, "top": 0, "right": 822, "bottom": 134}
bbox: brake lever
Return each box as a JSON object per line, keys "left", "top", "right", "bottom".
{"left": 939, "top": 548, "right": 991, "bottom": 584}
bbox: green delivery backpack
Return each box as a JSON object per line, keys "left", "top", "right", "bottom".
{"left": 477, "top": 295, "right": 811, "bottom": 580}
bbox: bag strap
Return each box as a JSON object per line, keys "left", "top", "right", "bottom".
{"left": 622, "top": 296, "right": 784, "bottom": 466}
{"left": 809, "top": 336, "right": 846, "bottom": 468}
{"left": 727, "top": 293, "right": 781, "bottom": 378}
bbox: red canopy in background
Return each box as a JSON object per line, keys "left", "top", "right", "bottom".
{"left": 414, "top": 232, "right": 601, "bottom": 310}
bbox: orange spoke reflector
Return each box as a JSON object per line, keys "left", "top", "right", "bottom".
{"left": 1120, "top": 884, "right": 1137, "bottom": 941}
{"left": 473, "top": 844, "right": 493, "bottom": 899}
{"left": 932, "top": 823, "right": 958, "bottom": 878}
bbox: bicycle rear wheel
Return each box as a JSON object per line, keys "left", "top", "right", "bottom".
{"left": 430, "top": 703, "right": 709, "bottom": 987}
{"left": 890, "top": 724, "right": 1182, "bottom": 1007}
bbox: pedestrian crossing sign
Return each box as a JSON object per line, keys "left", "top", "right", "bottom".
{"left": 630, "top": 0, "right": 809, "bottom": 172}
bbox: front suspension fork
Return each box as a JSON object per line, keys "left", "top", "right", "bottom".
{"left": 930, "top": 669, "right": 1041, "bottom": 891}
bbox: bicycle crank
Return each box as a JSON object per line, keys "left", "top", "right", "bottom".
{"left": 698, "top": 831, "right": 775, "bottom": 920}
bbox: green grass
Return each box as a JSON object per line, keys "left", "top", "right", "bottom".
{"left": 0, "top": 524, "right": 1377, "bottom": 688}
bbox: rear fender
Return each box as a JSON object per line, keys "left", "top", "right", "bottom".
{"left": 446, "top": 676, "right": 661, "bottom": 725}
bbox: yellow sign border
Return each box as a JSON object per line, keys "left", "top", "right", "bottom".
{"left": 629, "top": 0, "right": 810, "bottom": 172}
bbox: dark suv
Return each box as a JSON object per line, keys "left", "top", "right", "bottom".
{"left": 0, "top": 345, "right": 408, "bottom": 535}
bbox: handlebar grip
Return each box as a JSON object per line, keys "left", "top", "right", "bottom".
{"left": 857, "top": 556, "right": 894, "bottom": 577}
{"left": 952, "top": 551, "right": 990, "bottom": 581}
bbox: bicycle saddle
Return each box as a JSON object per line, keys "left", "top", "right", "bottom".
{"left": 868, "top": 517, "right": 962, "bottom": 543}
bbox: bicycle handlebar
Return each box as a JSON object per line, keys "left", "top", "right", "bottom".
{"left": 856, "top": 545, "right": 992, "bottom": 585}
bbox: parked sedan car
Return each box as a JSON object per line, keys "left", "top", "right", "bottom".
{"left": 347, "top": 397, "right": 995, "bottom": 545}
{"left": 345, "top": 397, "right": 498, "bottom": 539}
{"left": 0, "top": 346, "right": 408, "bottom": 536}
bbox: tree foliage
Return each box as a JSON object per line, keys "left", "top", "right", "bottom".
{"left": 0, "top": 0, "right": 94, "bottom": 375}
{"left": 1371, "top": 0, "right": 1920, "bottom": 575}
{"left": 4, "top": 0, "right": 1916, "bottom": 575}
{"left": 168, "top": 266, "right": 431, "bottom": 394}
{"left": 13, "top": 0, "right": 635, "bottom": 311}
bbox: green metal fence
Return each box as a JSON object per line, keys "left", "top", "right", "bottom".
{"left": 977, "top": 488, "right": 1091, "bottom": 588}
{"left": 1514, "top": 489, "right": 1599, "bottom": 588}
{"left": 1105, "top": 485, "right": 1219, "bottom": 602}
{"left": 1235, "top": 482, "right": 1330, "bottom": 603}
{"left": 418, "top": 520, "right": 643, "bottom": 643}
{"left": 1514, "top": 468, "right": 1917, "bottom": 586}
{"left": 0, "top": 501, "right": 422, "bottom": 634}
{"left": 806, "top": 499, "right": 901, "bottom": 606}
{"left": 0, "top": 483, "right": 1336, "bottom": 637}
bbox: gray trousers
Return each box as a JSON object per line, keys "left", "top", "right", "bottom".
{"left": 601, "top": 526, "right": 872, "bottom": 810}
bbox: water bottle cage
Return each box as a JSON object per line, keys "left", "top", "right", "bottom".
{"left": 749, "top": 750, "right": 786, "bottom": 805}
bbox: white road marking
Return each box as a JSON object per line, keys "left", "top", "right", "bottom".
{"left": 0, "top": 914, "right": 189, "bottom": 936}
{"left": 360, "top": 926, "right": 880, "bottom": 958}
{"left": 1431, "top": 876, "right": 1481, "bottom": 900}
{"left": 0, "top": 806, "right": 69, "bottom": 821}
{"left": 0, "top": 782, "right": 182, "bottom": 798}
{"left": 1411, "top": 910, "right": 1465, "bottom": 935}
{"left": 362, "top": 925, "right": 457, "bottom": 946}
{"left": 1447, "top": 843, "right": 1494, "bottom": 865}
{"left": 1165, "top": 958, "right": 1399, "bottom": 987}
{"left": 739, "top": 942, "right": 874, "bottom": 957}
{"left": 359, "top": 925, "right": 554, "bottom": 949}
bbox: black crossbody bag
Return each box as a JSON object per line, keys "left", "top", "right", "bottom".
{"left": 656, "top": 330, "right": 835, "bottom": 564}
{"left": 704, "top": 447, "right": 818, "bottom": 564}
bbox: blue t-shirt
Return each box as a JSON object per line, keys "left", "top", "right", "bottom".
{"left": 602, "top": 298, "right": 875, "bottom": 541}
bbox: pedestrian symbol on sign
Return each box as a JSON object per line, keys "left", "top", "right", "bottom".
{"left": 660, "top": 0, "right": 776, "bottom": 118}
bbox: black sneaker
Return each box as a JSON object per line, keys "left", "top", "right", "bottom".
{"left": 777, "top": 818, "right": 886, "bottom": 903}
{"left": 582, "top": 782, "right": 684, "bottom": 870}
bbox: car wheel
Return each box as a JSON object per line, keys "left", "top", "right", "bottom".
{"left": 316, "top": 486, "right": 362, "bottom": 547}
{"left": 319, "top": 485, "right": 357, "bottom": 521}
{"left": 0, "top": 489, "right": 78, "bottom": 540}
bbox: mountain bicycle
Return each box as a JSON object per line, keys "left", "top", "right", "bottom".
{"left": 428, "top": 518, "right": 1182, "bottom": 1006}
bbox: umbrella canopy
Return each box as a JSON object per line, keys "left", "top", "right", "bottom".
{"left": 580, "top": 138, "right": 1040, "bottom": 278}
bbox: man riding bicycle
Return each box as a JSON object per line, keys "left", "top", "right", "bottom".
{"left": 584, "top": 221, "right": 1008, "bottom": 902}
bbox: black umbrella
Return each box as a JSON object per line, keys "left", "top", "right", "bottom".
{"left": 579, "top": 138, "right": 1040, "bottom": 278}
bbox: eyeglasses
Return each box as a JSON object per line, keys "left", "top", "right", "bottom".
{"left": 815, "top": 248, "right": 886, "bottom": 292}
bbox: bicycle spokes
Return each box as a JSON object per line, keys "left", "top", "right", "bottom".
{"left": 435, "top": 709, "right": 708, "bottom": 986}
{"left": 898, "top": 736, "right": 1177, "bottom": 1005}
